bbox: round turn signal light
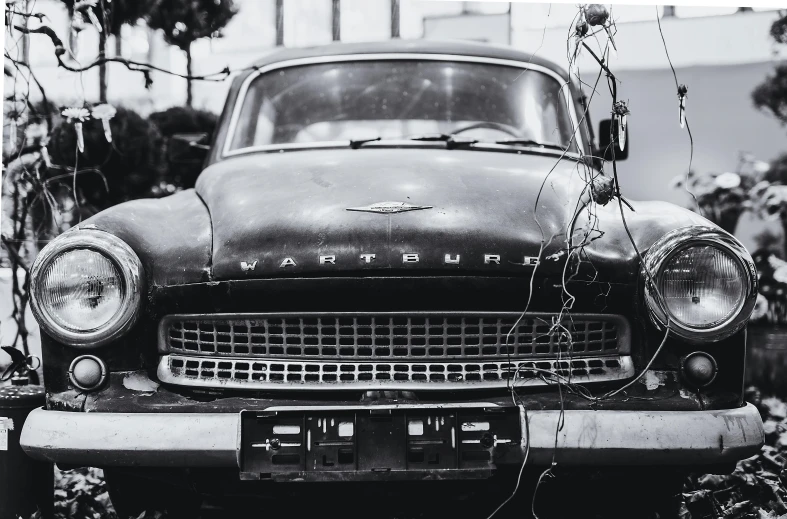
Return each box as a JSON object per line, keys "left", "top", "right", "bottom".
{"left": 69, "top": 355, "right": 107, "bottom": 391}
{"left": 681, "top": 352, "right": 718, "bottom": 388}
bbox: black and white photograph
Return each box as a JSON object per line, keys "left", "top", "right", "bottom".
{"left": 1, "top": 0, "right": 787, "bottom": 517}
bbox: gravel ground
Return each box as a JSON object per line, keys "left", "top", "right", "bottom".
{"left": 37, "top": 387, "right": 787, "bottom": 519}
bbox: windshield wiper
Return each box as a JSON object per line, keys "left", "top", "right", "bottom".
{"left": 405, "top": 133, "right": 478, "bottom": 149}
{"left": 349, "top": 137, "right": 381, "bottom": 149}
{"left": 493, "top": 139, "right": 568, "bottom": 151}
{"left": 348, "top": 134, "right": 477, "bottom": 150}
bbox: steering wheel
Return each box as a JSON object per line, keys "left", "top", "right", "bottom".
{"left": 448, "top": 121, "right": 521, "bottom": 138}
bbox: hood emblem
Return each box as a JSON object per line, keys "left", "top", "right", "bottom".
{"left": 346, "top": 201, "right": 433, "bottom": 214}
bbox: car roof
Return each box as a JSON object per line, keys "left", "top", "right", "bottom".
{"left": 246, "top": 39, "right": 570, "bottom": 81}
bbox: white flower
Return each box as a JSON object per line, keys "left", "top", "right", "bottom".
{"left": 91, "top": 104, "right": 116, "bottom": 121}
{"left": 774, "top": 265, "right": 787, "bottom": 284}
{"left": 714, "top": 172, "right": 741, "bottom": 189}
{"left": 92, "top": 104, "right": 116, "bottom": 143}
{"left": 61, "top": 107, "right": 90, "bottom": 122}
{"left": 754, "top": 161, "right": 771, "bottom": 174}
{"left": 62, "top": 107, "right": 89, "bottom": 152}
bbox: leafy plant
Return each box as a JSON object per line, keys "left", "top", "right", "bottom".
{"left": 149, "top": 106, "right": 218, "bottom": 189}
{"left": 668, "top": 153, "right": 771, "bottom": 234}
{"left": 753, "top": 12, "right": 787, "bottom": 127}
{"left": 47, "top": 106, "right": 164, "bottom": 214}
{"left": 146, "top": 0, "right": 238, "bottom": 106}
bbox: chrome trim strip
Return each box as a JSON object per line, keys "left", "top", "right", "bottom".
{"left": 157, "top": 354, "right": 635, "bottom": 391}
{"left": 21, "top": 408, "right": 239, "bottom": 467}
{"left": 221, "top": 53, "right": 586, "bottom": 158}
{"left": 264, "top": 403, "right": 500, "bottom": 411}
{"left": 642, "top": 226, "right": 758, "bottom": 343}
{"left": 29, "top": 229, "right": 144, "bottom": 348}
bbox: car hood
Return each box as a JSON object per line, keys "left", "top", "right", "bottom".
{"left": 83, "top": 148, "right": 710, "bottom": 287}
{"left": 196, "top": 147, "right": 704, "bottom": 282}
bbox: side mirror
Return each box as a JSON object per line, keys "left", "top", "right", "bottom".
{"left": 597, "top": 118, "right": 629, "bottom": 162}
{"left": 168, "top": 133, "right": 210, "bottom": 164}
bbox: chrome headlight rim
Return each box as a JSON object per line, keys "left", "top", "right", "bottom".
{"left": 642, "top": 226, "right": 757, "bottom": 343}
{"left": 30, "top": 229, "right": 143, "bottom": 348}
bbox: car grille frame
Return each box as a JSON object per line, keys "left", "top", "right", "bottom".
{"left": 157, "top": 312, "right": 633, "bottom": 391}
{"left": 160, "top": 312, "right": 629, "bottom": 360}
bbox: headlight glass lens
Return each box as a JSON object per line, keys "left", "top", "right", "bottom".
{"left": 38, "top": 249, "right": 123, "bottom": 332}
{"left": 658, "top": 244, "right": 745, "bottom": 329}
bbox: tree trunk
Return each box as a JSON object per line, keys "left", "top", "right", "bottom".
{"left": 275, "top": 0, "right": 284, "bottom": 46}
{"left": 332, "top": 0, "right": 341, "bottom": 41}
{"left": 99, "top": 32, "right": 108, "bottom": 103}
{"left": 390, "top": 0, "right": 400, "bottom": 38}
{"left": 185, "top": 45, "right": 193, "bottom": 107}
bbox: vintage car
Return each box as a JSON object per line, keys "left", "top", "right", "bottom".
{"left": 21, "top": 40, "right": 764, "bottom": 516}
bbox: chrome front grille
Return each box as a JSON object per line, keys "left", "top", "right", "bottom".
{"left": 157, "top": 312, "right": 632, "bottom": 390}
{"left": 158, "top": 354, "right": 633, "bottom": 390}
{"left": 162, "top": 313, "right": 627, "bottom": 360}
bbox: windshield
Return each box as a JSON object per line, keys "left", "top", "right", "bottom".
{"left": 227, "top": 59, "right": 578, "bottom": 152}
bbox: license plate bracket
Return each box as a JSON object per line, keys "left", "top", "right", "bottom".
{"left": 240, "top": 406, "right": 521, "bottom": 481}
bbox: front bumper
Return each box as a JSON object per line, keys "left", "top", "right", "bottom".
{"left": 21, "top": 403, "right": 764, "bottom": 471}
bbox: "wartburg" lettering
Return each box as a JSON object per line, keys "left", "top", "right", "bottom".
{"left": 240, "top": 254, "right": 540, "bottom": 270}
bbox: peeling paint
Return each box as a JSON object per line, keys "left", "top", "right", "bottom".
{"left": 122, "top": 372, "right": 160, "bottom": 393}
{"left": 641, "top": 370, "right": 668, "bottom": 391}
{"left": 679, "top": 389, "right": 698, "bottom": 401}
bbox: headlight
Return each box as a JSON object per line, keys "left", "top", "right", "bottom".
{"left": 643, "top": 226, "right": 757, "bottom": 342}
{"left": 30, "top": 229, "right": 143, "bottom": 347}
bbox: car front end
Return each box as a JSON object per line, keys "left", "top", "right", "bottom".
{"left": 19, "top": 41, "right": 764, "bottom": 514}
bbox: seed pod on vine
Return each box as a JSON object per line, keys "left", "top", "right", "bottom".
{"left": 575, "top": 19, "right": 589, "bottom": 38}
{"left": 678, "top": 84, "right": 688, "bottom": 129}
{"left": 585, "top": 4, "right": 609, "bottom": 27}
{"left": 591, "top": 175, "right": 615, "bottom": 206}
{"left": 612, "top": 101, "right": 630, "bottom": 152}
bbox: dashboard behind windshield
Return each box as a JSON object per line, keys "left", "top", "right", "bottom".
{"left": 227, "top": 59, "right": 578, "bottom": 153}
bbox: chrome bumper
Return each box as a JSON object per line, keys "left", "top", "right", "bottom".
{"left": 21, "top": 404, "right": 764, "bottom": 467}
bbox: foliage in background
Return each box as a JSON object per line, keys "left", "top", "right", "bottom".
{"left": 146, "top": 0, "right": 238, "bottom": 106}
{"left": 668, "top": 153, "right": 771, "bottom": 235}
{"left": 149, "top": 106, "right": 218, "bottom": 189}
{"left": 679, "top": 387, "right": 787, "bottom": 518}
{"left": 753, "top": 12, "right": 787, "bottom": 127}
{"left": 754, "top": 65, "right": 787, "bottom": 126}
{"left": 48, "top": 106, "right": 165, "bottom": 213}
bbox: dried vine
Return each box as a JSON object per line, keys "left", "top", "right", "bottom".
{"left": 489, "top": 5, "right": 694, "bottom": 517}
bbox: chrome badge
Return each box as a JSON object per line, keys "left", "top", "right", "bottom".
{"left": 346, "top": 201, "right": 433, "bottom": 214}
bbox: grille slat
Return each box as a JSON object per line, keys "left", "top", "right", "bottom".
{"left": 158, "top": 353, "right": 635, "bottom": 390}
{"left": 163, "top": 313, "right": 626, "bottom": 360}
